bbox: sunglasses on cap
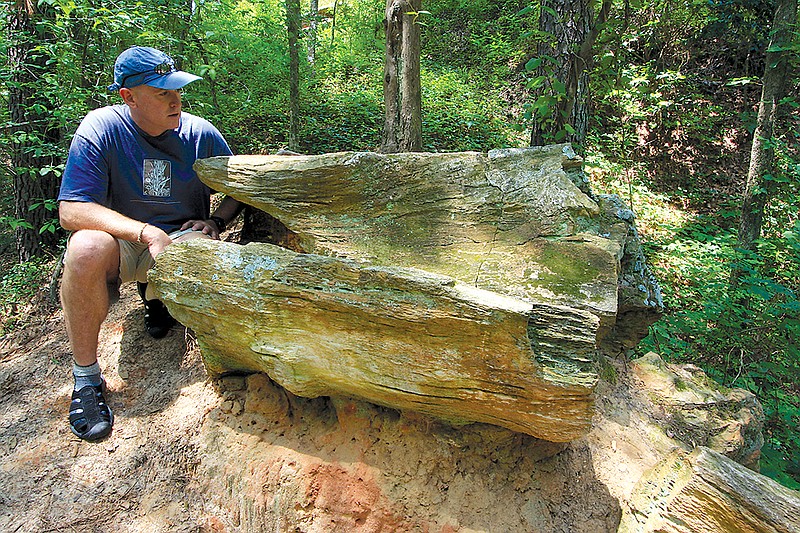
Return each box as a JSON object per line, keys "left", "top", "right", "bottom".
{"left": 119, "top": 60, "right": 177, "bottom": 89}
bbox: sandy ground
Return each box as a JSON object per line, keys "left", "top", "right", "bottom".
{"left": 0, "top": 283, "right": 679, "bottom": 532}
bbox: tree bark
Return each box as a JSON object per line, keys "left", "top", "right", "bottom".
{"left": 737, "top": 0, "right": 797, "bottom": 255}
{"left": 308, "top": 0, "right": 319, "bottom": 75}
{"left": 7, "top": 0, "right": 61, "bottom": 262}
{"left": 381, "top": 0, "right": 422, "bottom": 153}
{"left": 286, "top": 0, "right": 301, "bottom": 151}
{"left": 330, "top": 0, "right": 338, "bottom": 45}
{"left": 529, "top": 0, "right": 611, "bottom": 150}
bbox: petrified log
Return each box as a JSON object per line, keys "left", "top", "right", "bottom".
{"left": 152, "top": 239, "right": 598, "bottom": 441}
{"left": 630, "top": 352, "right": 764, "bottom": 470}
{"left": 150, "top": 145, "right": 662, "bottom": 441}
{"left": 619, "top": 447, "right": 800, "bottom": 532}
{"left": 194, "top": 145, "right": 661, "bottom": 344}
{"left": 195, "top": 147, "right": 615, "bottom": 320}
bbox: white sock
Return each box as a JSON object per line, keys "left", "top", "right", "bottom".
{"left": 73, "top": 361, "right": 103, "bottom": 391}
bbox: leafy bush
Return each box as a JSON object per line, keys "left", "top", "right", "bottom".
{"left": 642, "top": 223, "right": 800, "bottom": 489}
{"left": 422, "top": 68, "right": 524, "bottom": 152}
{"left": 588, "top": 133, "right": 800, "bottom": 490}
{"left": 0, "top": 256, "right": 55, "bottom": 333}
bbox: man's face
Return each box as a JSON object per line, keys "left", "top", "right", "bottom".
{"left": 121, "top": 84, "right": 182, "bottom": 136}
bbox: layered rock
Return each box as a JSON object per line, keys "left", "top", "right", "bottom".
{"left": 619, "top": 447, "right": 800, "bottom": 533}
{"left": 630, "top": 352, "right": 764, "bottom": 470}
{"left": 150, "top": 145, "right": 662, "bottom": 442}
{"left": 152, "top": 239, "right": 599, "bottom": 441}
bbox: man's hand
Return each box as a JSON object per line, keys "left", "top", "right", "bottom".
{"left": 179, "top": 218, "right": 223, "bottom": 240}
{"left": 139, "top": 224, "right": 173, "bottom": 257}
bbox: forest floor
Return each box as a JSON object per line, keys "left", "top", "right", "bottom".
{"left": 0, "top": 283, "right": 681, "bottom": 532}
{"left": 0, "top": 284, "right": 218, "bottom": 532}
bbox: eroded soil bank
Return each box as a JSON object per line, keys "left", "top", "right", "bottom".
{"left": 0, "top": 285, "right": 711, "bottom": 532}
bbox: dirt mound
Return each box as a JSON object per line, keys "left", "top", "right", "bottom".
{"left": 0, "top": 284, "right": 683, "bottom": 532}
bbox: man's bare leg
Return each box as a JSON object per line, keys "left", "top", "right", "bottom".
{"left": 61, "top": 230, "right": 121, "bottom": 366}
{"left": 61, "top": 230, "right": 119, "bottom": 441}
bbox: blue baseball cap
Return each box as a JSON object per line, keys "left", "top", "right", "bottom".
{"left": 108, "top": 46, "right": 202, "bottom": 91}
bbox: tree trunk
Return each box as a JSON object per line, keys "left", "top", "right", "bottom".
{"left": 7, "top": 0, "right": 61, "bottom": 262}
{"left": 381, "top": 0, "right": 422, "bottom": 153}
{"left": 194, "top": 39, "right": 221, "bottom": 114}
{"left": 286, "top": 0, "right": 301, "bottom": 151}
{"left": 737, "top": 0, "right": 797, "bottom": 255}
{"left": 174, "top": 0, "right": 195, "bottom": 59}
{"left": 308, "top": 0, "right": 318, "bottom": 75}
{"left": 330, "top": 0, "right": 338, "bottom": 45}
{"left": 529, "top": 0, "right": 611, "bottom": 150}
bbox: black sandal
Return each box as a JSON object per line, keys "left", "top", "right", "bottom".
{"left": 69, "top": 380, "right": 114, "bottom": 441}
{"left": 138, "top": 282, "right": 176, "bottom": 339}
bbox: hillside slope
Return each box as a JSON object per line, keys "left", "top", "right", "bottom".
{"left": 0, "top": 283, "right": 748, "bottom": 532}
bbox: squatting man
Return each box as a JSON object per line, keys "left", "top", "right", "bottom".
{"left": 58, "top": 46, "right": 242, "bottom": 441}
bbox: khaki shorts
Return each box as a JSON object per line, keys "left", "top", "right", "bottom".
{"left": 66, "top": 228, "right": 205, "bottom": 302}
{"left": 119, "top": 228, "right": 201, "bottom": 285}
{"left": 119, "top": 229, "right": 207, "bottom": 301}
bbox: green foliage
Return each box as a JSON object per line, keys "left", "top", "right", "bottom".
{"left": 422, "top": 68, "right": 523, "bottom": 151}
{"left": 422, "top": 0, "right": 533, "bottom": 76}
{"left": 300, "top": 76, "right": 384, "bottom": 153}
{"left": 522, "top": 53, "right": 572, "bottom": 144}
{"left": 0, "top": 256, "right": 54, "bottom": 333}
{"left": 642, "top": 223, "right": 800, "bottom": 490}
{"left": 590, "top": 131, "right": 800, "bottom": 490}
{"left": 609, "top": 131, "right": 800, "bottom": 490}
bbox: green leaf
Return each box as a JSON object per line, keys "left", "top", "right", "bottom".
{"left": 525, "top": 57, "right": 543, "bottom": 71}
{"left": 726, "top": 77, "right": 759, "bottom": 87}
{"left": 517, "top": 5, "right": 536, "bottom": 16}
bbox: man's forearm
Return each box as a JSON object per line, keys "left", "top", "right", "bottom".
{"left": 60, "top": 200, "right": 173, "bottom": 256}
{"left": 210, "top": 196, "right": 243, "bottom": 228}
{"left": 59, "top": 201, "right": 148, "bottom": 243}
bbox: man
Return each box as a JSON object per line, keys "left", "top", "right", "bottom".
{"left": 58, "top": 46, "right": 241, "bottom": 442}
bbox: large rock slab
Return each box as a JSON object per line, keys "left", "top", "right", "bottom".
{"left": 151, "top": 145, "right": 662, "bottom": 441}
{"left": 152, "top": 239, "right": 598, "bottom": 442}
{"left": 193, "top": 144, "right": 662, "bottom": 343}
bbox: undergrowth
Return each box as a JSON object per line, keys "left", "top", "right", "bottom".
{"left": 0, "top": 254, "right": 59, "bottom": 334}
{"left": 587, "top": 149, "right": 800, "bottom": 491}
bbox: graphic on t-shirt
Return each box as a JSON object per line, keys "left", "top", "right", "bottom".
{"left": 143, "top": 159, "right": 172, "bottom": 197}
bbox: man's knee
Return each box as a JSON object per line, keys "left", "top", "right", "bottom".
{"left": 172, "top": 229, "right": 212, "bottom": 243}
{"left": 64, "top": 230, "right": 120, "bottom": 281}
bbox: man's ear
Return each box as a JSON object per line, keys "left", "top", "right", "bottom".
{"left": 119, "top": 88, "right": 135, "bottom": 107}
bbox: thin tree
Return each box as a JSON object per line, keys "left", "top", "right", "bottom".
{"left": 528, "top": 0, "right": 611, "bottom": 149}
{"left": 736, "top": 0, "right": 798, "bottom": 259}
{"left": 286, "top": 0, "right": 301, "bottom": 151}
{"left": 6, "top": 0, "right": 62, "bottom": 262}
{"left": 331, "top": 0, "right": 338, "bottom": 46}
{"left": 381, "top": 0, "right": 422, "bottom": 153}
{"left": 308, "top": 0, "right": 319, "bottom": 75}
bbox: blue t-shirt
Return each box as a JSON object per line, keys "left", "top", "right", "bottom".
{"left": 58, "top": 104, "right": 232, "bottom": 233}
